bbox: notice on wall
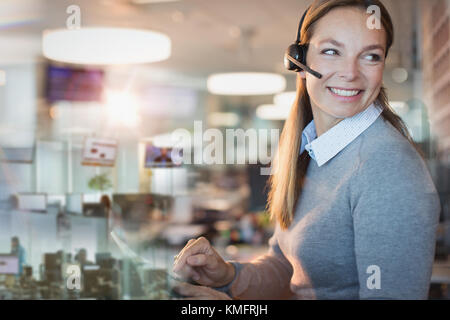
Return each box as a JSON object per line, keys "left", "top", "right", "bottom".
{"left": 82, "top": 137, "right": 117, "bottom": 167}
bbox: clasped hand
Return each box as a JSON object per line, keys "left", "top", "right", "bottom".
{"left": 170, "top": 237, "right": 235, "bottom": 300}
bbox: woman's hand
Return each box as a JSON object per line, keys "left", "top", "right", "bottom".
{"left": 172, "top": 237, "right": 235, "bottom": 288}
{"left": 170, "top": 280, "right": 232, "bottom": 300}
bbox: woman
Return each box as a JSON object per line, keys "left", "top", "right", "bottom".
{"left": 172, "top": 0, "right": 441, "bottom": 300}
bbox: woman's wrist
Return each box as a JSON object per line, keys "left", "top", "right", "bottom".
{"left": 213, "top": 262, "right": 244, "bottom": 298}
{"left": 215, "top": 262, "right": 236, "bottom": 288}
{"left": 224, "top": 262, "right": 236, "bottom": 286}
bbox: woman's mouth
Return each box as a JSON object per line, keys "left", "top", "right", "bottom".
{"left": 327, "top": 87, "right": 364, "bottom": 101}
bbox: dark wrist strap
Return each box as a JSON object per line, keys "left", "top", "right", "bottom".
{"left": 213, "top": 261, "right": 243, "bottom": 298}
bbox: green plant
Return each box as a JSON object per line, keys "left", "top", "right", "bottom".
{"left": 88, "top": 173, "right": 112, "bottom": 191}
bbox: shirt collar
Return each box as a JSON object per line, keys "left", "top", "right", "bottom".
{"left": 300, "top": 103, "right": 383, "bottom": 167}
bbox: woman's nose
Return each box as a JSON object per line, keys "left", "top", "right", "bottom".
{"left": 337, "top": 58, "right": 360, "bottom": 81}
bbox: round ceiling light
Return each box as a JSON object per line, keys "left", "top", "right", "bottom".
{"left": 274, "top": 91, "right": 296, "bottom": 107}
{"left": 256, "top": 104, "right": 291, "bottom": 120}
{"left": 207, "top": 72, "right": 286, "bottom": 96}
{"left": 391, "top": 67, "right": 408, "bottom": 83}
{"left": 42, "top": 27, "right": 171, "bottom": 65}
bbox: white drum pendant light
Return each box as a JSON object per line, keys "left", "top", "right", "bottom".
{"left": 207, "top": 72, "right": 286, "bottom": 96}
{"left": 256, "top": 104, "right": 291, "bottom": 120}
{"left": 42, "top": 27, "right": 171, "bottom": 65}
{"left": 274, "top": 91, "right": 296, "bottom": 107}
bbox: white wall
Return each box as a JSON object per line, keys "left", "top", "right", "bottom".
{"left": 0, "top": 63, "right": 36, "bottom": 148}
{"left": 0, "top": 63, "right": 37, "bottom": 198}
{"left": 35, "top": 140, "right": 67, "bottom": 194}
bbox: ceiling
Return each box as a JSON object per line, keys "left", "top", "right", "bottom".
{"left": 0, "top": 0, "right": 419, "bottom": 78}
{"left": 0, "top": 0, "right": 425, "bottom": 146}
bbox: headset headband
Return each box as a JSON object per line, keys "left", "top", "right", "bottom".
{"left": 296, "top": 6, "right": 311, "bottom": 44}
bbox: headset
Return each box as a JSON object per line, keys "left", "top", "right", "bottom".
{"left": 284, "top": 6, "right": 323, "bottom": 79}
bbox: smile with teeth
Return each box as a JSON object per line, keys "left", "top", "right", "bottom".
{"left": 328, "top": 87, "right": 362, "bottom": 97}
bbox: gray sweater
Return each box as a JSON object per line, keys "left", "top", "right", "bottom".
{"left": 228, "top": 116, "right": 441, "bottom": 300}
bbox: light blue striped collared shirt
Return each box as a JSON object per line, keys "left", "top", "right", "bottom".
{"left": 300, "top": 103, "right": 383, "bottom": 167}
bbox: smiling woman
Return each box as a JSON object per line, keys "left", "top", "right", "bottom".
{"left": 302, "top": 7, "right": 388, "bottom": 133}
{"left": 269, "top": 0, "right": 413, "bottom": 231}
{"left": 171, "top": 0, "right": 441, "bottom": 300}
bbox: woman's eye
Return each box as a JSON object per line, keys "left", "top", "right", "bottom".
{"left": 321, "top": 49, "right": 338, "bottom": 56}
{"left": 365, "top": 54, "right": 382, "bottom": 62}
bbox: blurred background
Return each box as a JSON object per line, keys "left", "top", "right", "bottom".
{"left": 0, "top": 0, "right": 449, "bottom": 300}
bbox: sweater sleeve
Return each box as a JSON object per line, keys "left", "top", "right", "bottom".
{"left": 227, "top": 226, "right": 294, "bottom": 300}
{"left": 351, "top": 143, "right": 441, "bottom": 299}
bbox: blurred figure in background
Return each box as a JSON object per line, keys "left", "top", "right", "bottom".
{"left": 101, "top": 195, "right": 111, "bottom": 212}
{"left": 7, "top": 195, "right": 19, "bottom": 210}
{"left": 74, "top": 248, "right": 94, "bottom": 268}
{"left": 10, "top": 236, "right": 26, "bottom": 276}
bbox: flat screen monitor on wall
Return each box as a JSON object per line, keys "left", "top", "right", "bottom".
{"left": 144, "top": 143, "right": 182, "bottom": 168}
{"left": 46, "top": 65, "right": 104, "bottom": 102}
{"left": 0, "top": 255, "right": 19, "bottom": 275}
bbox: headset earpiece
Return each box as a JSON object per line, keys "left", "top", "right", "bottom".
{"left": 284, "top": 43, "right": 308, "bottom": 72}
{"left": 284, "top": 6, "right": 322, "bottom": 79}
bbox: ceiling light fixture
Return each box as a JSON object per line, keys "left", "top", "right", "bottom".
{"left": 207, "top": 72, "right": 286, "bottom": 96}
{"left": 132, "top": 0, "right": 181, "bottom": 3}
{"left": 391, "top": 67, "right": 408, "bottom": 83}
{"left": 390, "top": 101, "right": 409, "bottom": 114}
{"left": 256, "top": 104, "right": 291, "bottom": 120}
{"left": 274, "top": 91, "right": 296, "bottom": 107}
{"left": 42, "top": 27, "right": 171, "bottom": 65}
{"left": 208, "top": 112, "right": 240, "bottom": 127}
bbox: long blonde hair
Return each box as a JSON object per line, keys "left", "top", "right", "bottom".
{"left": 267, "top": 0, "right": 419, "bottom": 230}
